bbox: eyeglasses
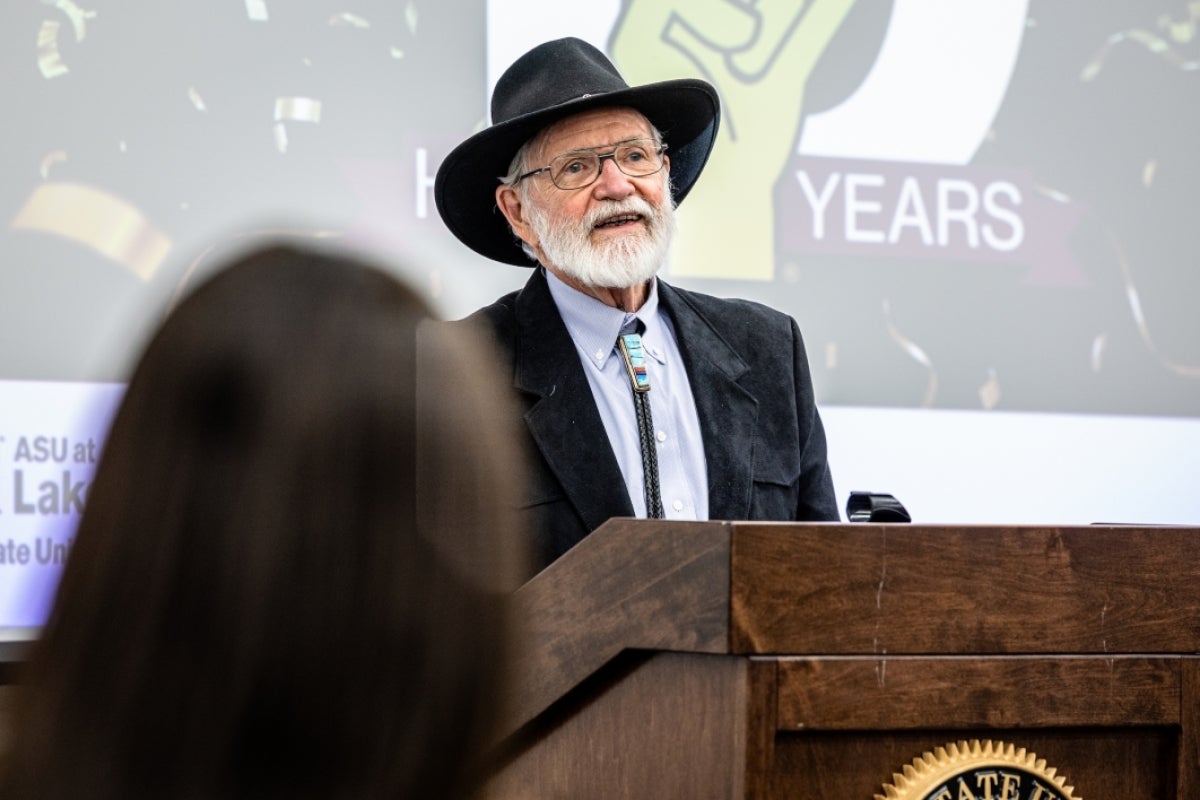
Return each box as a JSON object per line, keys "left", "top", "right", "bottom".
{"left": 515, "top": 138, "right": 668, "bottom": 191}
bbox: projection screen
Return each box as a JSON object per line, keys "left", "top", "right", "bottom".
{"left": 2, "top": 0, "right": 1198, "bottom": 649}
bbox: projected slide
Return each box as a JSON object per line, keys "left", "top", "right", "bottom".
{"left": 2, "top": 0, "right": 1198, "bottom": 642}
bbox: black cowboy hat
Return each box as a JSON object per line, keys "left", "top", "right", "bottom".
{"left": 434, "top": 37, "right": 721, "bottom": 266}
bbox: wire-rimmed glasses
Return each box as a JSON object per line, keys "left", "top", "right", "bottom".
{"left": 515, "top": 138, "right": 668, "bottom": 190}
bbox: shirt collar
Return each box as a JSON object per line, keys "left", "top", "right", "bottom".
{"left": 544, "top": 269, "right": 665, "bottom": 369}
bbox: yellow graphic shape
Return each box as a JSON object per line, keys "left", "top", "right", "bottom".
{"left": 612, "top": 0, "right": 856, "bottom": 280}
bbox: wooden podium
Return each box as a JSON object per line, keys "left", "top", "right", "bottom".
{"left": 486, "top": 520, "right": 1200, "bottom": 799}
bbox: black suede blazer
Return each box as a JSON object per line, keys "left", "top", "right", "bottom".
{"left": 464, "top": 268, "right": 838, "bottom": 572}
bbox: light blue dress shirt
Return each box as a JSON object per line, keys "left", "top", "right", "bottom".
{"left": 544, "top": 269, "right": 709, "bottom": 520}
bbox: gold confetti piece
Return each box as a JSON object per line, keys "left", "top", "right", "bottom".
{"left": 1160, "top": 3, "right": 1199, "bottom": 43}
{"left": 37, "top": 20, "right": 69, "bottom": 79}
{"left": 824, "top": 341, "right": 838, "bottom": 370}
{"left": 41, "top": 0, "right": 96, "bottom": 41}
{"left": 882, "top": 299, "right": 938, "bottom": 407}
{"left": 1142, "top": 159, "right": 1157, "bottom": 188}
{"left": 1035, "top": 184, "right": 1072, "bottom": 204}
{"left": 11, "top": 182, "right": 172, "bottom": 281}
{"left": 1110, "top": 231, "right": 1200, "bottom": 378}
{"left": 1082, "top": 27, "right": 1200, "bottom": 81}
{"left": 273, "top": 122, "right": 289, "bottom": 154}
{"left": 1168, "top": 21, "right": 1194, "bottom": 42}
{"left": 39, "top": 150, "right": 68, "bottom": 179}
{"left": 273, "top": 97, "right": 321, "bottom": 153}
{"left": 329, "top": 12, "right": 370, "bottom": 28}
{"left": 1091, "top": 334, "right": 1107, "bottom": 372}
{"left": 188, "top": 87, "right": 207, "bottom": 112}
{"left": 1133, "top": 29, "right": 1170, "bottom": 53}
{"left": 978, "top": 367, "right": 1001, "bottom": 410}
{"left": 245, "top": 0, "right": 268, "bottom": 21}
{"left": 404, "top": 0, "right": 418, "bottom": 35}
{"left": 274, "top": 96, "right": 322, "bottom": 123}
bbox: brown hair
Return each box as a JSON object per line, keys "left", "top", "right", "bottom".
{"left": 0, "top": 243, "right": 524, "bottom": 799}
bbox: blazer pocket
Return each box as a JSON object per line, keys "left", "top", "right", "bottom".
{"left": 511, "top": 466, "right": 585, "bottom": 568}
{"left": 750, "top": 444, "right": 801, "bottom": 520}
{"left": 515, "top": 462, "right": 567, "bottom": 509}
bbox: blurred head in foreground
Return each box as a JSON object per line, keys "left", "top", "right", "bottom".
{"left": 0, "top": 243, "right": 525, "bottom": 799}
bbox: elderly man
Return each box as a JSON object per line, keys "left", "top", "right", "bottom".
{"left": 435, "top": 37, "right": 837, "bottom": 571}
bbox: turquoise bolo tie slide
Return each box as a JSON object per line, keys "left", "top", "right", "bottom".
{"left": 617, "top": 333, "right": 651, "bottom": 393}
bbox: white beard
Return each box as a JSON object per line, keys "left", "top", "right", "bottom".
{"left": 525, "top": 181, "right": 676, "bottom": 289}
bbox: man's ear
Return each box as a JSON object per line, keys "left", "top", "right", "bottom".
{"left": 495, "top": 184, "right": 537, "bottom": 249}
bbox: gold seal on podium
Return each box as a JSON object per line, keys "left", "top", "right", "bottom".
{"left": 876, "top": 739, "right": 1079, "bottom": 800}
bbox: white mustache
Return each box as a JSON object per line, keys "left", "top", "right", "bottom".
{"left": 584, "top": 197, "right": 659, "bottom": 230}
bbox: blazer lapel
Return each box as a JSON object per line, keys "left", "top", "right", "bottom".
{"left": 658, "top": 281, "right": 758, "bottom": 521}
{"left": 512, "top": 270, "right": 635, "bottom": 531}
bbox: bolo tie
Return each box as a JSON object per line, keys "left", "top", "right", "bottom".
{"left": 616, "top": 325, "right": 664, "bottom": 519}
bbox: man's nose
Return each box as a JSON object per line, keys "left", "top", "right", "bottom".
{"left": 592, "top": 155, "right": 634, "bottom": 199}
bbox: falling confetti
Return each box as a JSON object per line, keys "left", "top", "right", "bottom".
{"left": 1110, "top": 231, "right": 1200, "bottom": 378}
{"left": 1081, "top": 28, "right": 1200, "bottom": 81}
{"left": 41, "top": 0, "right": 96, "bottom": 41}
{"left": 274, "top": 96, "right": 322, "bottom": 123}
{"left": 272, "top": 97, "right": 322, "bottom": 153}
{"left": 883, "top": 299, "right": 938, "bottom": 407}
{"left": 405, "top": 0, "right": 418, "bottom": 35}
{"left": 1091, "top": 334, "right": 1107, "bottom": 372}
{"left": 978, "top": 368, "right": 1001, "bottom": 410}
{"left": 1142, "top": 159, "right": 1157, "bottom": 188}
{"left": 1159, "top": 1, "right": 1200, "bottom": 43}
{"left": 1034, "top": 184, "right": 1072, "bottom": 204}
{"left": 329, "top": 12, "right": 370, "bottom": 28}
{"left": 245, "top": 0, "right": 268, "bottom": 21}
{"left": 188, "top": 87, "right": 208, "bottom": 112}
{"left": 273, "top": 123, "right": 289, "bottom": 154}
{"left": 39, "top": 151, "right": 68, "bottom": 178}
{"left": 37, "top": 20, "right": 69, "bottom": 79}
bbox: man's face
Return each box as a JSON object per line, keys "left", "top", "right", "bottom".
{"left": 497, "top": 107, "right": 675, "bottom": 289}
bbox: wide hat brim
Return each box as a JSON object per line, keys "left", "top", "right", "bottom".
{"left": 434, "top": 38, "right": 720, "bottom": 267}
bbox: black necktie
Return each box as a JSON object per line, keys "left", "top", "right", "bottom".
{"left": 616, "top": 325, "right": 664, "bottom": 519}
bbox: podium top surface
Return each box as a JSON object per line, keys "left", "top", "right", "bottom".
{"left": 507, "top": 520, "right": 1200, "bottom": 732}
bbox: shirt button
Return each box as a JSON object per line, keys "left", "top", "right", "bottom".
{"left": 672, "top": 499, "right": 684, "bottom": 512}
{"left": 656, "top": 431, "right": 667, "bottom": 442}
{"left": 595, "top": 349, "right": 605, "bottom": 361}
